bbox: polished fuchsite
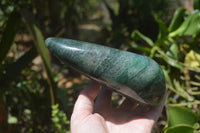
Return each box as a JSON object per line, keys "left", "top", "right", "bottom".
{"left": 45, "top": 37, "right": 166, "bottom": 105}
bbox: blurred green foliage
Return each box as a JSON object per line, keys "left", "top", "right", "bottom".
{"left": 51, "top": 104, "right": 70, "bottom": 133}
{"left": 103, "top": 0, "right": 170, "bottom": 48}
{"left": 130, "top": 6, "right": 200, "bottom": 133}
{"left": 0, "top": 0, "right": 97, "bottom": 132}
{"left": 0, "top": 0, "right": 98, "bottom": 36}
{"left": 0, "top": 0, "right": 200, "bottom": 133}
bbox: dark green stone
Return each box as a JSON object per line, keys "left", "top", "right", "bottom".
{"left": 45, "top": 37, "right": 166, "bottom": 105}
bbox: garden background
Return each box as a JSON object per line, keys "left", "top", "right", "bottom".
{"left": 0, "top": 0, "right": 200, "bottom": 132}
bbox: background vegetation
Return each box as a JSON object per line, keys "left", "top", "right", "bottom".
{"left": 0, "top": 0, "right": 199, "bottom": 132}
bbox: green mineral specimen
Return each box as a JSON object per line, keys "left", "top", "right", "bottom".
{"left": 45, "top": 37, "right": 166, "bottom": 105}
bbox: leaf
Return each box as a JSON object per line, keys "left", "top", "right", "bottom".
{"left": 166, "top": 43, "right": 179, "bottom": 60}
{"left": 164, "top": 125, "right": 195, "bottom": 133}
{"left": 168, "top": 8, "right": 186, "bottom": 32}
{"left": 0, "top": 11, "right": 21, "bottom": 64}
{"left": 167, "top": 106, "right": 198, "bottom": 127}
{"left": 169, "top": 10, "right": 200, "bottom": 37}
{"left": 156, "top": 19, "right": 168, "bottom": 41}
{"left": 194, "top": 0, "right": 200, "bottom": 10}
{"left": 131, "top": 30, "right": 154, "bottom": 46}
{"left": 21, "top": 10, "right": 56, "bottom": 105}
{"left": 0, "top": 46, "right": 38, "bottom": 84}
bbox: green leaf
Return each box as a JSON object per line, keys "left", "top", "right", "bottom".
{"left": 21, "top": 10, "right": 56, "bottom": 105}
{"left": 0, "top": 11, "right": 21, "bottom": 64}
{"left": 169, "top": 10, "right": 200, "bottom": 37}
{"left": 168, "top": 8, "right": 186, "bottom": 32}
{"left": 167, "top": 106, "right": 198, "bottom": 127}
{"left": 194, "top": 0, "right": 200, "bottom": 10}
{"left": 156, "top": 19, "right": 168, "bottom": 41}
{"left": 0, "top": 46, "right": 38, "bottom": 83}
{"left": 131, "top": 30, "right": 154, "bottom": 46}
{"left": 164, "top": 125, "right": 195, "bottom": 133}
{"left": 166, "top": 43, "right": 179, "bottom": 60}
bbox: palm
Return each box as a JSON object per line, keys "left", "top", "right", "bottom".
{"left": 71, "top": 82, "right": 166, "bottom": 133}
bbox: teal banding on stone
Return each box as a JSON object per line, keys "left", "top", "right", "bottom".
{"left": 45, "top": 37, "right": 166, "bottom": 105}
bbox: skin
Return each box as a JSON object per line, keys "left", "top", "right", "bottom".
{"left": 71, "top": 81, "right": 167, "bottom": 133}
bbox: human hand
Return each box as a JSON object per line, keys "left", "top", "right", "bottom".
{"left": 71, "top": 81, "right": 167, "bottom": 133}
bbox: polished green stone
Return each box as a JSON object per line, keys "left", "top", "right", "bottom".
{"left": 45, "top": 37, "right": 166, "bottom": 105}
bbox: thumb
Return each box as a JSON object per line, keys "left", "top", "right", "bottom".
{"left": 71, "top": 81, "right": 101, "bottom": 120}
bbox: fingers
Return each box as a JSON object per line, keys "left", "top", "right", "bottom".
{"left": 94, "top": 85, "right": 112, "bottom": 110}
{"left": 119, "top": 98, "right": 138, "bottom": 111}
{"left": 71, "top": 81, "right": 101, "bottom": 120}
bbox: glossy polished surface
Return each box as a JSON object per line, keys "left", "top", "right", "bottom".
{"left": 45, "top": 37, "right": 166, "bottom": 105}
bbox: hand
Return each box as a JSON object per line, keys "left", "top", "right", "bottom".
{"left": 71, "top": 81, "right": 167, "bottom": 133}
